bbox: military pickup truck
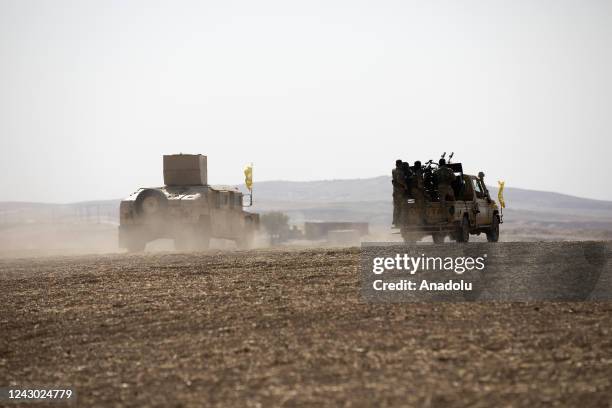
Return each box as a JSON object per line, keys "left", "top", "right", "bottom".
{"left": 119, "top": 154, "right": 259, "bottom": 251}
{"left": 397, "top": 162, "right": 502, "bottom": 243}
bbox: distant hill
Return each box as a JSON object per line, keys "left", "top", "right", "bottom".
{"left": 231, "top": 178, "right": 612, "bottom": 241}
{"left": 244, "top": 176, "right": 612, "bottom": 215}
{"left": 243, "top": 176, "right": 391, "bottom": 203}
{"left": 2, "top": 176, "right": 612, "bottom": 232}
{"left": 1, "top": 177, "right": 611, "bottom": 255}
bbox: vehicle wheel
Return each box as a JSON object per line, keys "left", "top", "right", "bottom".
{"left": 486, "top": 215, "right": 500, "bottom": 242}
{"left": 456, "top": 216, "right": 470, "bottom": 243}
{"left": 432, "top": 233, "right": 445, "bottom": 244}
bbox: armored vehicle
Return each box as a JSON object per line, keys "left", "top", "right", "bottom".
{"left": 119, "top": 154, "right": 259, "bottom": 251}
{"left": 395, "top": 160, "right": 502, "bottom": 243}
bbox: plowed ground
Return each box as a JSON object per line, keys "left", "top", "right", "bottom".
{"left": 2, "top": 245, "right": 612, "bottom": 407}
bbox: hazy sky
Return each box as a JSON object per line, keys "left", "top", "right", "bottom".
{"left": 1, "top": 0, "right": 611, "bottom": 202}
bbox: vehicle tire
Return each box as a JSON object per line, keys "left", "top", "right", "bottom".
{"left": 486, "top": 215, "right": 500, "bottom": 243}
{"left": 456, "top": 216, "right": 470, "bottom": 243}
{"left": 432, "top": 233, "right": 445, "bottom": 244}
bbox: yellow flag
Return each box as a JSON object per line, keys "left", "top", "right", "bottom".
{"left": 497, "top": 181, "right": 506, "bottom": 209}
{"left": 244, "top": 164, "right": 253, "bottom": 191}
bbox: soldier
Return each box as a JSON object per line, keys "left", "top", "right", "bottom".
{"left": 392, "top": 159, "right": 408, "bottom": 226}
{"left": 401, "top": 161, "right": 413, "bottom": 196}
{"left": 436, "top": 158, "right": 456, "bottom": 221}
{"left": 422, "top": 161, "right": 436, "bottom": 200}
{"left": 478, "top": 171, "right": 489, "bottom": 199}
{"left": 410, "top": 161, "right": 426, "bottom": 222}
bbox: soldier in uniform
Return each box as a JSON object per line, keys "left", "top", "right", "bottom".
{"left": 410, "top": 161, "right": 426, "bottom": 222}
{"left": 392, "top": 159, "right": 408, "bottom": 226}
{"left": 401, "top": 161, "right": 413, "bottom": 197}
{"left": 422, "top": 162, "right": 436, "bottom": 200}
{"left": 436, "top": 158, "right": 456, "bottom": 221}
{"left": 478, "top": 171, "right": 489, "bottom": 199}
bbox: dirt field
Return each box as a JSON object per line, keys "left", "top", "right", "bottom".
{"left": 2, "top": 245, "right": 612, "bottom": 407}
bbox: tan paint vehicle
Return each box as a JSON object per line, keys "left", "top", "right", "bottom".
{"left": 397, "top": 163, "right": 502, "bottom": 243}
{"left": 119, "top": 154, "right": 259, "bottom": 251}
